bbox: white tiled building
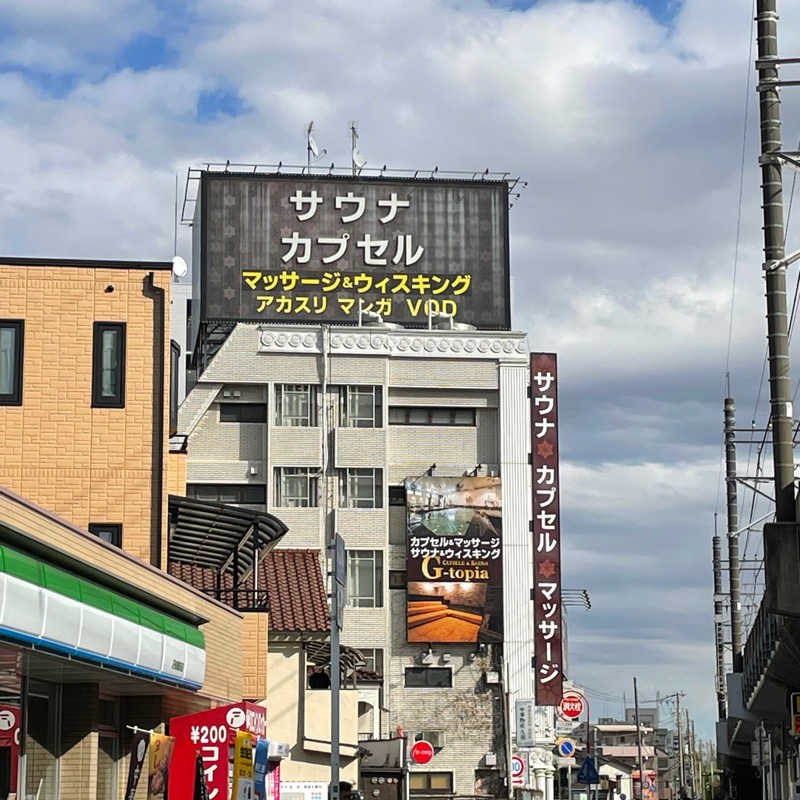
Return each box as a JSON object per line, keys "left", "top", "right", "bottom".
{"left": 177, "top": 321, "right": 558, "bottom": 799}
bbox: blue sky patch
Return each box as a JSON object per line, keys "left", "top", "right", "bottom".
{"left": 196, "top": 88, "right": 247, "bottom": 122}
{"left": 115, "top": 33, "right": 176, "bottom": 72}
{"left": 487, "top": 0, "right": 680, "bottom": 24}
{"left": 0, "top": 65, "right": 77, "bottom": 98}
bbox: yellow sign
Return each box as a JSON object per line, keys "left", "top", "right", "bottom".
{"left": 232, "top": 729, "right": 255, "bottom": 800}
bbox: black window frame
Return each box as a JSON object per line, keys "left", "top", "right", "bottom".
{"left": 0, "top": 319, "right": 24, "bottom": 406}
{"left": 388, "top": 407, "right": 476, "bottom": 426}
{"left": 219, "top": 402, "right": 268, "bottom": 423}
{"left": 186, "top": 483, "right": 267, "bottom": 505}
{"left": 404, "top": 667, "right": 453, "bottom": 688}
{"left": 339, "top": 385, "right": 383, "bottom": 428}
{"left": 389, "top": 570, "right": 407, "bottom": 589}
{"left": 92, "top": 322, "right": 126, "bottom": 408}
{"left": 409, "top": 773, "right": 453, "bottom": 795}
{"left": 88, "top": 523, "right": 122, "bottom": 548}
{"left": 389, "top": 485, "right": 406, "bottom": 506}
{"left": 170, "top": 340, "right": 180, "bottom": 437}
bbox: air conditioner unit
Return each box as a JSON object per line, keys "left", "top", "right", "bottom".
{"left": 484, "top": 752, "right": 498, "bottom": 767}
{"left": 420, "top": 730, "right": 445, "bottom": 749}
{"left": 485, "top": 671, "right": 500, "bottom": 685}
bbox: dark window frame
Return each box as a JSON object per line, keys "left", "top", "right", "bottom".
{"left": 389, "top": 485, "right": 406, "bottom": 506}
{"left": 339, "top": 385, "right": 383, "bottom": 428}
{"left": 409, "top": 772, "right": 454, "bottom": 794}
{"left": 389, "top": 570, "right": 407, "bottom": 589}
{"left": 186, "top": 483, "right": 267, "bottom": 505}
{"left": 404, "top": 667, "right": 453, "bottom": 688}
{"left": 170, "top": 340, "right": 180, "bottom": 437}
{"left": 92, "top": 322, "right": 126, "bottom": 408}
{"left": 219, "top": 403, "right": 268, "bottom": 423}
{"left": 0, "top": 319, "right": 24, "bottom": 406}
{"left": 388, "top": 407, "right": 476, "bottom": 426}
{"left": 88, "top": 523, "right": 122, "bottom": 548}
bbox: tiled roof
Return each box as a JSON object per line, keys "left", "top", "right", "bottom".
{"left": 261, "top": 549, "right": 330, "bottom": 633}
{"left": 169, "top": 549, "right": 330, "bottom": 634}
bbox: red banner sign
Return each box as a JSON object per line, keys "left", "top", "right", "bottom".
{"left": 169, "top": 702, "right": 267, "bottom": 800}
{"left": 531, "top": 353, "right": 564, "bottom": 706}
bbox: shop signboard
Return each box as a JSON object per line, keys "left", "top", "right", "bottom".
{"left": 405, "top": 475, "right": 503, "bottom": 644}
{"left": 194, "top": 173, "right": 510, "bottom": 331}
{"left": 169, "top": 701, "right": 267, "bottom": 800}
{"left": 0, "top": 704, "right": 20, "bottom": 795}
{"left": 515, "top": 700, "right": 534, "bottom": 747}
{"left": 531, "top": 353, "right": 564, "bottom": 706}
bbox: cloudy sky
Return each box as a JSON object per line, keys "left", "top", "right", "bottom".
{"left": 5, "top": 0, "right": 800, "bottom": 739}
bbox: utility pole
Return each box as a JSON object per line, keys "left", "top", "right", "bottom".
{"left": 724, "top": 398, "right": 744, "bottom": 670}
{"left": 684, "top": 709, "right": 692, "bottom": 798}
{"left": 712, "top": 514, "right": 727, "bottom": 719}
{"left": 756, "top": 0, "right": 796, "bottom": 522}
{"left": 677, "top": 694, "right": 685, "bottom": 795}
{"left": 329, "top": 532, "right": 345, "bottom": 800}
{"left": 633, "top": 678, "right": 646, "bottom": 800}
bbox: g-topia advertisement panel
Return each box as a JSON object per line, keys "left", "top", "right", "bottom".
{"left": 405, "top": 475, "right": 502, "bottom": 643}
{"left": 197, "top": 173, "right": 510, "bottom": 329}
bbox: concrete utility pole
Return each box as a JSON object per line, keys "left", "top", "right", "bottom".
{"left": 633, "top": 678, "right": 646, "bottom": 800}
{"left": 756, "top": 0, "right": 796, "bottom": 522}
{"left": 712, "top": 516, "right": 727, "bottom": 719}
{"left": 724, "top": 399, "right": 744, "bottom": 670}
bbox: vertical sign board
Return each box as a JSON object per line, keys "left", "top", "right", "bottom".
{"left": 515, "top": 700, "right": 534, "bottom": 747}
{"left": 531, "top": 353, "right": 564, "bottom": 706}
{"left": 792, "top": 692, "right": 800, "bottom": 736}
{"left": 195, "top": 173, "right": 510, "bottom": 333}
{"left": 405, "top": 475, "right": 503, "bottom": 643}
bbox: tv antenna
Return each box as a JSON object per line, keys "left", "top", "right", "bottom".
{"left": 350, "top": 121, "right": 367, "bottom": 175}
{"left": 306, "top": 121, "right": 327, "bottom": 169}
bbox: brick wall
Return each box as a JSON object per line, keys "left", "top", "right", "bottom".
{"left": 0, "top": 264, "right": 172, "bottom": 565}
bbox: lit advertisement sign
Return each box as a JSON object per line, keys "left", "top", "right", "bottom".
{"left": 196, "top": 173, "right": 510, "bottom": 328}
{"left": 405, "top": 475, "right": 503, "bottom": 643}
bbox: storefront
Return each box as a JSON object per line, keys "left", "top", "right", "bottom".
{"left": 0, "top": 486, "right": 249, "bottom": 800}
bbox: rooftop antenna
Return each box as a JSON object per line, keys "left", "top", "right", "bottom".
{"left": 306, "top": 121, "right": 327, "bottom": 169}
{"left": 350, "top": 121, "right": 367, "bottom": 176}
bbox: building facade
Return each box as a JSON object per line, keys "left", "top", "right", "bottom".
{"left": 178, "top": 320, "right": 557, "bottom": 799}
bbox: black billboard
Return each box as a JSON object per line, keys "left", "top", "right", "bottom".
{"left": 194, "top": 173, "right": 510, "bottom": 329}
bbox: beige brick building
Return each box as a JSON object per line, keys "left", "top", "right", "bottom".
{"left": 0, "top": 258, "right": 174, "bottom": 566}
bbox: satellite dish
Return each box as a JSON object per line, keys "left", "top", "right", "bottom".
{"left": 172, "top": 256, "right": 188, "bottom": 278}
{"left": 353, "top": 148, "right": 367, "bottom": 169}
{"left": 309, "top": 134, "right": 320, "bottom": 158}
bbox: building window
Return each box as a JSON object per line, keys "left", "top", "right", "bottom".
{"left": 339, "top": 386, "right": 382, "bottom": 428}
{"left": 358, "top": 647, "right": 384, "bottom": 677}
{"left": 388, "top": 407, "right": 475, "bottom": 426}
{"left": 170, "top": 340, "right": 180, "bottom": 437}
{"left": 409, "top": 773, "right": 453, "bottom": 794}
{"left": 186, "top": 484, "right": 267, "bottom": 505}
{"left": 0, "top": 320, "right": 23, "bottom": 406}
{"left": 275, "top": 384, "right": 317, "bottom": 426}
{"left": 220, "top": 403, "right": 267, "bottom": 423}
{"left": 389, "top": 485, "right": 406, "bottom": 506}
{"left": 339, "top": 468, "right": 383, "bottom": 509}
{"left": 404, "top": 667, "right": 453, "bottom": 688}
{"left": 88, "top": 523, "right": 122, "bottom": 548}
{"left": 92, "top": 322, "right": 125, "bottom": 408}
{"left": 347, "top": 550, "right": 383, "bottom": 608}
{"left": 389, "top": 570, "right": 407, "bottom": 589}
{"left": 274, "top": 467, "right": 318, "bottom": 507}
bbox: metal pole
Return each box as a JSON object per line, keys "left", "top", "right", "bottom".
{"left": 712, "top": 517, "right": 728, "bottom": 719}
{"left": 330, "top": 532, "right": 340, "bottom": 800}
{"left": 756, "top": 0, "right": 796, "bottom": 523}
{"left": 724, "top": 398, "right": 744, "bottom": 671}
{"left": 633, "top": 678, "right": 645, "bottom": 800}
{"left": 567, "top": 763, "right": 572, "bottom": 800}
{"left": 677, "top": 694, "right": 685, "bottom": 794}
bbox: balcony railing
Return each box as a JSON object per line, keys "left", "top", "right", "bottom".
{"left": 742, "top": 594, "right": 785, "bottom": 705}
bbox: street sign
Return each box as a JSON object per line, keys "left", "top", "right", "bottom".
{"left": 558, "top": 740, "right": 575, "bottom": 758}
{"left": 334, "top": 534, "right": 346, "bottom": 587}
{"left": 410, "top": 741, "right": 434, "bottom": 765}
{"left": 510, "top": 755, "right": 526, "bottom": 787}
{"left": 559, "top": 693, "right": 585, "bottom": 720}
{"left": 515, "top": 700, "right": 535, "bottom": 747}
{"left": 791, "top": 692, "right": 800, "bottom": 736}
{"left": 577, "top": 756, "right": 599, "bottom": 785}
